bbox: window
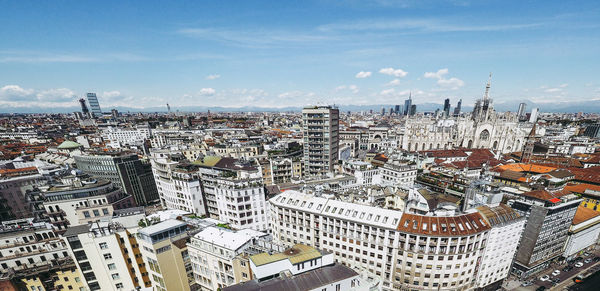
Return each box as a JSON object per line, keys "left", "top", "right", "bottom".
{"left": 99, "top": 242, "right": 108, "bottom": 249}
{"left": 104, "top": 253, "right": 112, "bottom": 260}
{"left": 111, "top": 273, "right": 120, "bottom": 280}
{"left": 93, "top": 210, "right": 100, "bottom": 216}
{"left": 108, "top": 263, "right": 116, "bottom": 270}
{"left": 102, "top": 208, "right": 109, "bottom": 215}
{"left": 83, "top": 211, "right": 90, "bottom": 218}
{"left": 115, "top": 283, "right": 123, "bottom": 289}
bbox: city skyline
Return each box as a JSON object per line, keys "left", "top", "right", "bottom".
{"left": 1, "top": 0, "right": 599, "bottom": 112}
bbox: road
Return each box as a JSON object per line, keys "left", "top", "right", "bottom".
{"left": 533, "top": 257, "right": 599, "bottom": 290}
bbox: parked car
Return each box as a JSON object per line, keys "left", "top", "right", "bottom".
{"left": 575, "top": 262, "right": 584, "bottom": 268}
{"left": 540, "top": 275, "right": 550, "bottom": 281}
{"left": 584, "top": 252, "right": 590, "bottom": 257}
{"left": 575, "top": 257, "right": 584, "bottom": 261}
{"left": 536, "top": 286, "right": 547, "bottom": 291}
{"left": 552, "top": 270, "right": 560, "bottom": 276}
{"left": 552, "top": 278, "right": 561, "bottom": 283}
{"left": 593, "top": 256, "right": 600, "bottom": 262}
{"left": 585, "top": 258, "right": 592, "bottom": 264}
{"left": 563, "top": 265, "right": 573, "bottom": 272}
{"left": 522, "top": 281, "right": 534, "bottom": 287}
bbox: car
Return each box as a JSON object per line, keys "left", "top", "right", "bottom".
{"left": 540, "top": 275, "right": 550, "bottom": 281}
{"left": 552, "top": 270, "right": 560, "bottom": 276}
{"left": 575, "top": 262, "right": 584, "bottom": 268}
{"left": 552, "top": 278, "right": 561, "bottom": 283}
{"left": 563, "top": 266, "right": 573, "bottom": 272}
{"left": 536, "top": 286, "right": 547, "bottom": 291}
{"left": 522, "top": 281, "right": 534, "bottom": 287}
{"left": 593, "top": 256, "right": 600, "bottom": 262}
{"left": 575, "top": 257, "right": 584, "bottom": 261}
{"left": 585, "top": 258, "right": 592, "bottom": 264}
{"left": 584, "top": 252, "right": 590, "bottom": 257}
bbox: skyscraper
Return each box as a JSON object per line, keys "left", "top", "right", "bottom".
{"left": 79, "top": 98, "right": 89, "bottom": 115}
{"left": 529, "top": 107, "right": 539, "bottom": 123}
{"left": 410, "top": 104, "right": 416, "bottom": 115}
{"left": 403, "top": 92, "right": 412, "bottom": 115}
{"left": 86, "top": 93, "right": 102, "bottom": 117}
{"left": 302, "top": 105, "right": 339, "bottom": 176}
{"left": 517, "top": 102, "right": 527, "bottom": 120}
{"left": 394, "top": 104, "right": 400, "bottom": 114}
{"left": 453, "top": 99, "right": 462, "bottom": 116}
{"left": 443, "top": 98, "right": 451, "bottom": 117}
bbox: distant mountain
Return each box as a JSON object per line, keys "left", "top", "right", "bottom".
{"left": 2, "top": 99, "right": 600, "bottom": 114}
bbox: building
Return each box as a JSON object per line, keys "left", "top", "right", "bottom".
{"left": 509, "top": 190, "right": 582, "bottom": 278}
{"left": 443, "top": 98, "right": 451, "bottom": 117}
{"left": 102, "top": 124, "right": 152, "bottom": 148}
{"left": 188, "top": 226, "right": 269, "bottom": 290}
{"left": 42, "top": 176, "right": 135, "bottom": 234}
{"left": 563, "top": 205, "right": 600, "bottom": 260}
{"left": 583, "top": 123, "right": 600, "bottom": 138}
{"left": 517, "top": 103, "right": 527, "bottom": 120}
{"left": 0, "top": 166, "right": 46, "bottom": 219}
{"left": 138, "top": 219, "right": 194, "bottom": 291}
{"left": 74, "top": 151, "right": 159, "bottom": 206}
{"left": 529, "top": 107, "right": 539, "bottom": 123}
{"left": 403, "top": 94, "right": 412, "bottom": 116}
{"left": 62, "top": 209, "right": 150, "bottom": 291}
{"left": 302, "top": 106, "right": 339, "bottom": 177}
{"left": 453, "top": 99, "right": 462, "bottom": 117}
{"left": 86, "top": 93, "right": 102, "bottom": 117}
{"left": 268, "top": 190, "right": 516, "bottom": 290}
{"left": 150, "top": 151, "right": 206, "bottom": 215}
{"left": 379, "top": 160, "right": 417, "bottom": 187}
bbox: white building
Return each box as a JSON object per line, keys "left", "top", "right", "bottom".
{"left": 188, "top": 226, "right": 269, "bottom": 290}
{"left": 380, "top": 160, "right": 417, "bottom": 187}
{"left": 102, "top": 124, "right": 152, "bottom": 148}
{"left": 249, "top": 243, "right": 334, "bottom": 280}
{"left": 563, "top": 205, "right": 600, "bottom": 260}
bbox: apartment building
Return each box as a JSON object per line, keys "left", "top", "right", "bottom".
{"left": 151, "top": 151, "right": 206, "bottom": 215}
{"left": 138, "top": 219, "right": 193, "bottom": 291}
{"left": 63, "top": 210, "right": 150, "bottom": 291}
{"left": 380, "top": 160, "right": 417, "bottom": 187}
{"left": 42, "top": 176, "right": 134, "bottom": 234}
{"left": 269, "top": 190, "right": 521, "bottom": 290}
{"left": 563, "top": 205, "right": 600, "bottom": 260}
{"left": 102, "top": 124, "right": 151, "bottom": 148}
{"left": 0, "top": 166, "right": 46, "bottom": 219}
{"left": 74, "top": 151, "right": 159, "bottom": 206}
{"left": 509, "top": 189, "right": 582, "bottom": 278}
{"left": 302, "top": 106, "right": 339, "bottom": 177}
{"left": 188, "top": 226, "right": 269, "bottom": 290}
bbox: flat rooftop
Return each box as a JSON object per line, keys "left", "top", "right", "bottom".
{"left": 250, "top": 244, "right": 323, "bottom": 267}
{"left": 139, "top": 219, "right": 187, "bottom": 236}
{"left": 194, "top": 227, "right": 266, "bottom": 251}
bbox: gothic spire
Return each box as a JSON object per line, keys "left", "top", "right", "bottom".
{"left": 483, "top": 72, "right": 492, "bottom": 100}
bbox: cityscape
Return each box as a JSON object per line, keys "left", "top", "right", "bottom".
{"left": 2, "top": 1, "right": 600, "bottom": 291}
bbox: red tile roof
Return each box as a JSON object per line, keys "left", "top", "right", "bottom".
{"left": 397, "top": 212, "right": 491, "bottom": 236}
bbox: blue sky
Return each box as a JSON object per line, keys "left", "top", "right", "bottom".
{"left": 0, "top": 0, "right": 599, "bottom": 111}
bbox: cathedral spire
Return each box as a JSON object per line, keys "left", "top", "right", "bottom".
{"left": 483, "top": 72, "right": 492, "bottom": 100}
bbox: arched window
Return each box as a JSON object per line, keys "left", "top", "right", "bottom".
{"left": 479, "top": 129, "right": 490, "bottom": 141}
{"left": 467, "top": 140, "right": 473, "bottom": 148}
{"left": 493, "top": 141, "right": 498, "bottom": 150}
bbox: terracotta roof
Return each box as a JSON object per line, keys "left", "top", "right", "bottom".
{"left": 572, "top": 205, "right": 600, "bottom": 225}
{"left": 476, "top": 204, "right": 521, "bottom": 226}
{"left": 493, "top": 163, "right": 556, "bottom": 174}
{"left": 522, "top": 189, "right": 569, "bottom": 203}
{"left": 397, "top": 212, "right": 490, "bottom": 236}
{"left": 564, "top": 183, "right": 600, "bottom": 194}
{"left": 567, "top": 167, "right": 600, "bottom": 185}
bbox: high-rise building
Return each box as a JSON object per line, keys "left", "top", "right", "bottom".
{"left": 453, "top": 99, "right": 462, "bottom": 117}
{"left": 583, "top": 123, "right": 600, "bottom": 138}
{"left": 394, "top": 104, "right": 400, "bottom": 114}
{"left": 409, "top": 104, "right": 416, "bottom": 116}
{"left": 443, "top": 98, "right": 451, "bottom": 117}
{"left": 86, "top": 93, "right": 102, "bottom": 117}
{"left": 403, "top": 93, "right": 412, "bottom": 115}
{"left": 79, "top": 98, "right": 89, "bottom": 116}
{"left": 302, "top": 106, "right": 339, "bottom": 177}
{"left": 381, "top": 107, "right": 386, "bottom": 115}
{"left": 74, "top": 152, "right": 159, "bottom": 206}
{"left": 529, "top": 107, "right": 539, "bottom": 123}
{"left": 517, "top": 103, "right": 527, "bottom": 120}
{"left": 510, "top": 190, "right": 581, "bottom": 279}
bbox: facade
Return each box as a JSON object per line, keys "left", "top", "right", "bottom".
{"left": 151, "top": 151, "right": 206, "bottom": 215}
{"left": 188, "top": 226, "right": 269, "bottom": 290}
{"left": 380, "top": 160, "right": 417, "bottom": 187}
{"left": 102, "top": 124, "right": 152, "bottom": 148}
{"left": 86, "top": 93, "right": 102, "bottom": 117}
{"left": 0, "top": 167, "right": 45, "bottom": 219}
{"left": 63, "top": 212, "right": 150, "bottom": 291}
{"left": 583, "top": 123, "right": 600, "bottom": 138}
{"left": 268, "top": 190, "right": 516, "bottom": 291}
{"left": 74, "top": 152, "right": 159, "bottom": 206}
{"left": 42, "top": 176, "right": 134, "bottom": 234}
{"left": 563, "top": 205, "right": 600, "bottom": 260}
{"left": 302, "top": 106, "right": 339, "bottom": 177}
{"left": 138, "top": 219, "right": 194, "bottom": 291}
{"left": 509, "top": 190, "right": 582, "bottom": 278}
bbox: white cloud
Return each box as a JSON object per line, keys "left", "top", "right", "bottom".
{"left": 348, "top": 85, "right": 359, "bottom": 94}
{"left": 199, "top": 88, "right": 216, "bottom": 96}
{"left": 334, "top": 85, "right": 347, "bottom": 92}
{"left": 559, "top": 83, "right": 568, "bottom": 88}
{"left": 355, "top": 71, "right": 372, "bottom": 78}
{"left": 206, "top": 74, "right": 220, "bottom": 80}
{"left": 386, "top": 79, "right": 401, "bottom": 86}
{"left": 335, "top": 85, "right": 359, "bottom": 94}
{"left": 0, "top": 85, "right": 34, "bottom": 98}
{"left": 102, "top": 91, "right": 122, "bottom": 98}
{"left": 544, "top": 88, "right": 562, "bottom": 93}
{"left": 424, "top": 68, "right": 449, "bottom": 79}
{"left": 380, "top": 88, "right": 395, "bottom": 96}
{"left": 379, "top": 67, "right": 408, "bottom": 77}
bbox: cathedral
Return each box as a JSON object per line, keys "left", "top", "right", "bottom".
{"left": 398, "top": 75, "right": 533, "bottom": 154}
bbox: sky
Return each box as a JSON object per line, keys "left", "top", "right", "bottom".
{"left": 0, "top": 0, "right": 599, "bottom": 112}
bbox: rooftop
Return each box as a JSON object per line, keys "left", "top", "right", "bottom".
{"left": 138, "top": 219, "right": 187, "bottom": 236}
{"left": 193, "top": 226, "right": 266, "bottom": 251}
{"left": 572, "top": 205, "right": 600, "bottom": 225}
{"left": 250, "top": 244, "right": 323, "bottom": 267}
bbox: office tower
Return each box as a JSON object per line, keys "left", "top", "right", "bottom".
{"left": 453, "top": 99, "right": 462, "bottom": 116}
{"left": 410, "top": 104, "right": 416, "bottom": 115}
{"left": 86, "top": 93, "right": 102, "bottom": 117}
{"left": 517, "top": 103, "right": 526, "bottom": 120}
{"left": 394, "top": 104, "right": 400, "bottom": 114}
{"left": 529, "top": 108, "right": 539, "bottom": 123}
{"left": 138, "top": 220, "right": 194, "bottom": 291}
{"left": 510, "top": 190, "right": 581, "bottom": 279}
{"left": 111, "top": 109, "right": 119, "bottom": 119}
{"left": 74, "top": 152, "right": 159, "bottom": 206}
{"left": 63, "top": 209, "right": 150, "bottom": 291}
{"left": 79, "top": 98, "right": 89, "bottom": 115}
{"left": 403, "top": 93, "right": 412, "bottom": 115}
{"left": 302, "top": 106, "right": 339, "bottom": 177}
{"left": 381, "top": 107, "right": 386, "bottom": 115}
{"left": 443, "top": 98, "right": 451, "bottom": 117}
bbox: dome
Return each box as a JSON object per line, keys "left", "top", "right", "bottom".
{"left": 57, "top": 140, "right": 82, "bottom": 150}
